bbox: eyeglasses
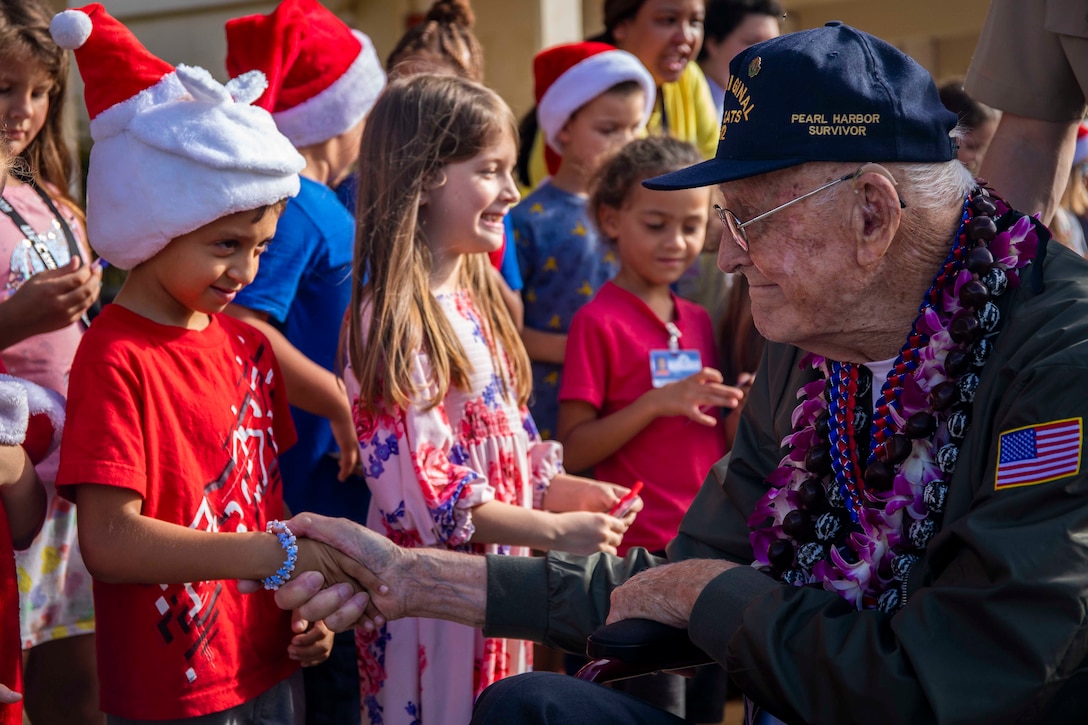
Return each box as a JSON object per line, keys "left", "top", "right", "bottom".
{"left": 714, "top": 163, "right": 905, "bottom": 252}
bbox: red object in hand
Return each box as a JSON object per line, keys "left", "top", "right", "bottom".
{"left": 610, "top": 481, "right": 644, "bottom": 517}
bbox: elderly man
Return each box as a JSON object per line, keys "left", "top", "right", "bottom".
{"left": 277, "top": 22, "right": 1088, "bottom": 724}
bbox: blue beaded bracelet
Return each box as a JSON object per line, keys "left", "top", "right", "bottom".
{"left": 261, "top": 520, "right": 298, "bottom": 591}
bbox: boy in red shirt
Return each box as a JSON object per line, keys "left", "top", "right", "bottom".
{"left": 49, "top": 6, "right": 362, "bottom": 722}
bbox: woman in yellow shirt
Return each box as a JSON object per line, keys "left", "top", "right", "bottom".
{"left": 520, "top": 0, "right": 718, "bottom": 190}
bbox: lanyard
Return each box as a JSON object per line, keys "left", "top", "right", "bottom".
{"left": 665, "top": 321, "right": 681, "bottom": 351}
{"left": 0, "top": 182, "right": 91, "bottom": 326}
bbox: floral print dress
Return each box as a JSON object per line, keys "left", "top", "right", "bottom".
{"left": 345, "top": 290, "right": 562, "bottom": 725}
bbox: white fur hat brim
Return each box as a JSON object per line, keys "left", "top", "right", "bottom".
{"left": 273, "top": 30, "right": 387, "bottom": 148}
{"left": 538, "top": 49, "right": 656, "bottom": 153}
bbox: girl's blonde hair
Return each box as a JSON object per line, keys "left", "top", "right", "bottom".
{"left": 347, "top": 74, "right": 530, "bottom": 413}
{"left": 0, "top": 0, "right": 79, "bottom": 213}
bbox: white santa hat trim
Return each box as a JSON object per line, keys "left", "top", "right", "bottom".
{"left": 538, "top": 49, "right": 655, "bottom": 153}
{"left": 272, "top": 30, "right": 385, "bottom": 148}
{"left": 0, "top": 375, "right": 65, "bottom": 456}
{"left": 0, "top": 376, "right": 29, "bottom": 446}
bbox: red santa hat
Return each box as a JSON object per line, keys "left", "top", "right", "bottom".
{"left": 0, "top": 373, "right": 64, "bottom": 467}
{"left": 534, "top": 41, "right": 655, "bottom": 175}
{"left": 225, "top": 0, "right": 386, "bottom": 148}
{"left": 49, "top": 4, "right": 304, "bottom": 270}
{"left": 1075, "top": 123, "right": 1088, "bottom": 168}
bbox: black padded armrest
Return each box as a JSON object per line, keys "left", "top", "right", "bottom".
{"left": 585, "top": 618, "right": 714, "bottom": 669}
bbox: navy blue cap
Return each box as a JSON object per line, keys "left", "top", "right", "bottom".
{"left": 644, "top": 22, "right": 959, "bottom": 190}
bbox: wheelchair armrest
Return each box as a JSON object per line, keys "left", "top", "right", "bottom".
{"left": 574, "top": 618, "right": 715, "bottom": 683}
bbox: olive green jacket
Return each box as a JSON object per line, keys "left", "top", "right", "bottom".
{"left": 485, "top": 244, "right": 1088, "bottom": 724}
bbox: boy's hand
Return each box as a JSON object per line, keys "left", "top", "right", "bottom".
{"left": 649, "top": 368, "right": 744, "bottom": 426}
{"left": 287, "top": 611, "right": 335, "bottom": 667}
{"left": 294, "top": 537, "right": 368, "bottom": 593}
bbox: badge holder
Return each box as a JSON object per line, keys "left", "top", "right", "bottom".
{"left": 649, "top": 322, "right": 702, "bottom": 388}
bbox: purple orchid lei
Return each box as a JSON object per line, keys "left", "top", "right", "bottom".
{"left": 748, "top": 184, "right": 1042, "bottom": 612}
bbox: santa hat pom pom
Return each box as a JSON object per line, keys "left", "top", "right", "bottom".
{"left": 50, "top": 9, "right": 93, "bottom": 50}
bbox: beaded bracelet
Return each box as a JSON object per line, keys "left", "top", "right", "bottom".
{"left": 261, "top": 520, "right": 298, "bottom": 591}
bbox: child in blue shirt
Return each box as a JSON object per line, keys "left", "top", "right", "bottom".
{"left": 512, "top": 42, "right": 654, "bottom": 440}
{"left": 224, "top": 1, "right": 386, "bottom": 721}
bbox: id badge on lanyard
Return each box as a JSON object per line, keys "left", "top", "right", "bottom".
{"left": 649, "top": 321, "right": 702, "bottom": 388}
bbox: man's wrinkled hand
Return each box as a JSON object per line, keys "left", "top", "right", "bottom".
{"left": 605, "top": 559, "right": 737, "bottom": 629}
{"left": 275, "top": 514, "right": 407, "bottom": 632}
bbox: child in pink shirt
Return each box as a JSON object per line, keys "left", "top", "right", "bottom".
{"left": 558, "top": 137, "right": 745, "bottom": 555}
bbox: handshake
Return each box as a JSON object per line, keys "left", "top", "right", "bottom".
{"left": 242, "top": 514, "right": 406, "bottom": 634}
{"left": 248, "top": 479, "right": 644, "bottom": 633}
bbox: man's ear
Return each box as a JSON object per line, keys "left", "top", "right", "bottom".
{"left": 851, "top": 170, "right": 902, "bottom": 268}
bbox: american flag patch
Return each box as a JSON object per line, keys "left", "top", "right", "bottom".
{"left": 995, "top": 418, "right": 1082, "bottom": 490}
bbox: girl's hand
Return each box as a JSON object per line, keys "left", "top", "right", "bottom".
{"left": 0, "top": 256, "right": 101, "bottom": 341}
{"left": 542, "top": 473, "right": 626, "bottom": 513}
{"left": 552, "top": 506, "right": 640, "bottom": 556}
{"left": 287, "top": 612, "right": 335, "bottom": 667}
{"left": 649, "top": 367, "right": 745, "bottom": 426}
{"left": 328, "top": 402, "right": 362, "bottom": 482}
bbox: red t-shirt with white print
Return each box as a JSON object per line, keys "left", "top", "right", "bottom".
{"left": 56, "top": 305, "right": 298, "bottom": 720}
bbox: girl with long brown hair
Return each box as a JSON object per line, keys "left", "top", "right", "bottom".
{"left": 0, "top": 1, "right": 102, "bottom": 722}
{"left": 343, "top": 74, "right": 640, "bottom": 725}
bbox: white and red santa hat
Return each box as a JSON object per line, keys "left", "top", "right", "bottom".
{"left": 49, "top": 4, "right": 304, "bottom": 271}
{"left": 0, "top": 372, "right": 64, "bottom": 467}
{"left": 225, "top": 0, "right": 386, "bottom": 148}
{"left": 534, "top": 41, "right": 655, "bottom": 172}
{"left": 1074, "top": 123, "right": 1088, "bottom": 168}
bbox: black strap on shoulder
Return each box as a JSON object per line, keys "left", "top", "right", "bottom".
{"left": 29, "top": 181, "right": 84, "bottom": 266}
{"left": 0, "top": 182, "right": 97, "bottom": 324}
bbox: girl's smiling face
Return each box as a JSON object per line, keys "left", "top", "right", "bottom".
{"left": 419, "top": 125, "right": 521, "bottom": 263}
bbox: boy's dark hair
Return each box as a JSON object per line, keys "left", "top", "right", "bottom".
{"left": 250, "top": 198, "right": 289, "bottom": 223}
{"left": 590, "top": 136, "right": 703, "bottom": 242}
{"left": 697, "top": 0, "right": 785, "bottom": 62}
{"left": 938, "top": 77, "right": 999, "bottom": 131}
